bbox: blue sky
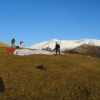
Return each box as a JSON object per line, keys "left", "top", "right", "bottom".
{"left": 0, "top": 0, "right": 100, "bottom": 47}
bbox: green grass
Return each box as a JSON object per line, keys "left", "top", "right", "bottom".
{"left": 0, "top": 47, "right": 100, "bottom": 100}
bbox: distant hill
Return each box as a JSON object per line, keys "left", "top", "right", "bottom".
{"left": 0, "top": 41, "right": 10, "bottom": 47}
{"left": 69, "top": 44, "right": 100, "bottom": 58}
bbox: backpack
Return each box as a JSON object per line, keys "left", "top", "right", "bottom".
{"left": 56, "top": 44, "right": 60, "bottom": 49}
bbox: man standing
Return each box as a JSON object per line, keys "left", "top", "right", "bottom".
{"left": 11, "top": 38, "right": 15, "bottom": 48}
{"left": 55, "top": 42, "right": 60, "bottom": 55}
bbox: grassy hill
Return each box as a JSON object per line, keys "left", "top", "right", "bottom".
{"left": 0, "top": 47, "right": 100, "bottom": 100}
{"left": 0, "top": 41, "right": 10, "bottom": 47}
{"left": 69, "top": 44, "right": 100, "bottom": 58}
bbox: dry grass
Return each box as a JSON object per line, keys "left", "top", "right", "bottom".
{"left": 0, "top": 47, "right": 100, "bottom": 100}
{"left": 0, "top": 42, "right": 10, "bottom": 47}
{"left": 71, "top": 44, "right": 100, "bottom": 58}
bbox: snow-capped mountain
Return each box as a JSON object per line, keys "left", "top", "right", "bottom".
{"left": 29, "top": 38, "right": 100, "bottom": 52}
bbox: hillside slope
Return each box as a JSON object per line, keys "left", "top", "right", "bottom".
{"left": 0, "top": 41, "right": 10, "bottom": 47}
{"left": 70, "top": 44, "right": 100, "bottom": 58}
{"left": 0, "top": 47, "right": 100, "bottom": 100}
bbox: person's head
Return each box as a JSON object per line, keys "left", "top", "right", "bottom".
{"left": 56, "top": 42, "right": 58, "bottom": 44}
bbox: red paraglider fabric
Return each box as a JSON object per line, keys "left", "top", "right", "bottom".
{"left": 7, "top": 48, "right": 15, "bottom": 53}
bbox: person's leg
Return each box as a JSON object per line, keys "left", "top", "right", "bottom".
{"left": 58, "top": 48, "right": 60, "bottom": 54}
{"left": 12, "top": 43, "right": 14, "bottom": 48}
{"left": 12, "top": 43, "right": 15, "bottom": 48}
{"left": 13, "top": 42, "right": 15, "bottom": 48}
{"left": 59, "top": 50, "right": 60, "bottom": 54}
{"left": 56, "top": 49, "right": 57, "bottom": 55}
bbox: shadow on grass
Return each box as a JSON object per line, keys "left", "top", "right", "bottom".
{"left": 0, "top": 77, "right": 5, "bottom": 93}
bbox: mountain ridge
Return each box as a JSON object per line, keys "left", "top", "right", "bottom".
{"left": 29, "top": 38, "right": 100, "bottom": 52}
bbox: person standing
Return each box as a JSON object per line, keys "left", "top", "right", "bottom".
{"left": 11, "top": 38, "right": 15, "bottom": 48}
{"left": 55, "top": 42, "right": 60, "bottom": 55}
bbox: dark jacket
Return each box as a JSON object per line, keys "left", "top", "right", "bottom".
{"left": 55, "top": 44, "right": 60, "bottom": 49}
{"left": 11, "top": 38, "right": 15, "bottom": 43}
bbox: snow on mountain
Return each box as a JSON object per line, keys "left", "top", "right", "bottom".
{"left": 59, "top": 40, "right": 80, "bottom": 52}
{"left": 73, "top": 38, "right": 100, "bottom": 46}
{"left": 29, "top": 39, "right": 59, "bottom": 49}
{"left": 29, "top": 38, "right": 100, "bottom": 52}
